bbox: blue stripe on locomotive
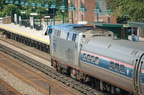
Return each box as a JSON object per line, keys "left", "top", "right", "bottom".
{"left": 142, "top": 73, "right": 144, "bottom": 84}
{"left": 80, "top": 52, "right": 134, "bottom": 79}
{"left": 80, "top": 52, "right": 144, "bottom": 84}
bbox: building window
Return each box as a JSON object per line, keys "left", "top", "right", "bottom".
{"left": 110, "top": 61, "right": 114, "bottom": 69}
{"left": 115, "top": 63, "right": 119, "bottom": 71}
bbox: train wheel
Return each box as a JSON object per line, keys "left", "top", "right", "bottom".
{"left": 56, "top": 64, "right": 62, "bottom": 72}
{"left": 105, "top": 84, "right": 111, "bottom": 92}
{"left": 111, "top": 86, "right": 116, "bottom": 94}
{"left": 53, "top": 61, "right": 57, "bottom": 68}
{"left": 118, "top": 89, "right": 129, "bottom": 95}
{"left": 91, "top": 78, "right": 96, "bottom": 88}
{"left": 80, "top": 79, "right": 84, "bottom": 84}
{"left": 51, "top": 59, "right": 53, "bottom": 66}
{"left": 70, "top": 69, "right": 77, "bottom": 79}
{"left": 95, "top": 80, "right": 100, "bottom": 91}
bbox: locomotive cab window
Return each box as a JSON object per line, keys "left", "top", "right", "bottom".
{"left": 115, "top": 63, "right": 119, "bottom": 71}
{"left": 110, "top": 61, "right": 114, "bottom": 69}
{"left": 54, "top": 29, "right": 57, "bottom": 35}
{"left": 54, "top": 29, "right": 61, "bottom": 37}
{"left": 57, "top": 30, "right": 61, "bottom": 37}
{"left": 72, "top": 34, "right": 77, "bottom": 41}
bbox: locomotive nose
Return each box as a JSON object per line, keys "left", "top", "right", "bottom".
{"left": 133, "top": 53, "right": 144, "bottom": 95}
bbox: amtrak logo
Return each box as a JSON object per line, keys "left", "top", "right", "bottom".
{"left": 126, "top": 68, "right": 130, "bottom": 75}
{"left": 53, "top": 43, "right": 57, "bottom": 51}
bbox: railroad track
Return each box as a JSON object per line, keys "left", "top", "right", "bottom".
{"left": 0, "top": 39, "right": 109, "bottom": 95}
{"left": 0, "top": 79, "right": 21, "bottom": 95}
{"left": 0, "top": 51, "right": 78, "bottom": 95}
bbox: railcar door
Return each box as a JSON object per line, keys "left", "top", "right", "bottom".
{"left": 133, "top": 53, "right": 144, "bottom": 95}
{"left": 140, "top": 60, "right": 144, "bottom": 95}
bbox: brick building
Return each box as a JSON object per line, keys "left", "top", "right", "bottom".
{"left": 68, "top": 0, "right": 116, "bottom": 26}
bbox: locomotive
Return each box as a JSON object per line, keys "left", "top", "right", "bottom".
{"left": 49, "top": 23, "right": 144, "bottom": 95}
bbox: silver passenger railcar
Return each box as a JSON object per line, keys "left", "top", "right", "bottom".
{"left": 80, "top": 37, "right": 144, "bottom": 94}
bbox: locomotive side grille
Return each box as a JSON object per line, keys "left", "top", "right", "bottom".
{"left": 68, "top": 49, "right": 75, "bottom": 63}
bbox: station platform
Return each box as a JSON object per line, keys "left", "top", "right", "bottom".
{"left": 0, "top": 23, "right": 49, "bottom": 44}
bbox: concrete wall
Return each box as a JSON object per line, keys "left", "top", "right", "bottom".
{"left": 2, "top": 16, "right": 11, "bottom": 24}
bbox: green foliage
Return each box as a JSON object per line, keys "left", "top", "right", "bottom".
{"left": 106, "top": 0, "right": 144, "bottom": 22}
{"left": 2, "top": 0, "right": 143, "bottom": 23}
{"left": 0, "top": 0, "right": 68, "bottom": 20}
{"left": 35, "top": 7, "right": 47, "bottom": 19}
{"left": 0, "top": 0, "right": 5, "bottom": 10}
{"left": 2, "top": 4, "right": 20, "bottom": 17}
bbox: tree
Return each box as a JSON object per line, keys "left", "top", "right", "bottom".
{"left": 0, "top": 0, "right": 68, "bottom": 21}
{"left": 1, "top": 4, "right": 20, "bottom": 19}
{"left": 106, "top": 0, "right": 144, "bottom": 22}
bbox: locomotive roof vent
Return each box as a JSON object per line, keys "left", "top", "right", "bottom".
{"left": 131, "top": 50, "right": 139, "bottom": 56}
{"left": 73, "top": 26, "right": 93, "bottom": 29}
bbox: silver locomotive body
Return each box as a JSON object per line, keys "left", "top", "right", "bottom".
{"left": 50, "top": 24, "right": 144, "bottom": 95}
{"left": 50, "top": 24, "right": 83, "bottom": 70}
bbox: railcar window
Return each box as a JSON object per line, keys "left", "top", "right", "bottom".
{"left": 87, "top": 55, "right": 91, "bottom": 62}
{"left": 83, "top": 53, "right": 87, "bottom": 60}
{"left": 72, "top": 34, "right": 77, "bottom": 41}
{"left": 120, "top": 65, "right": 125, "bottom": 72}
{"left": 95, "top": 57, "right": 99, "bottom": 64}
{"left": 110, "top": 61, "right": 114, "bottom": 69}
{"left": 91, "top": 56, "right": 95, "bottom": 63}
{"left": 115, "top": 63, "right": 119, "bottom": 71}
